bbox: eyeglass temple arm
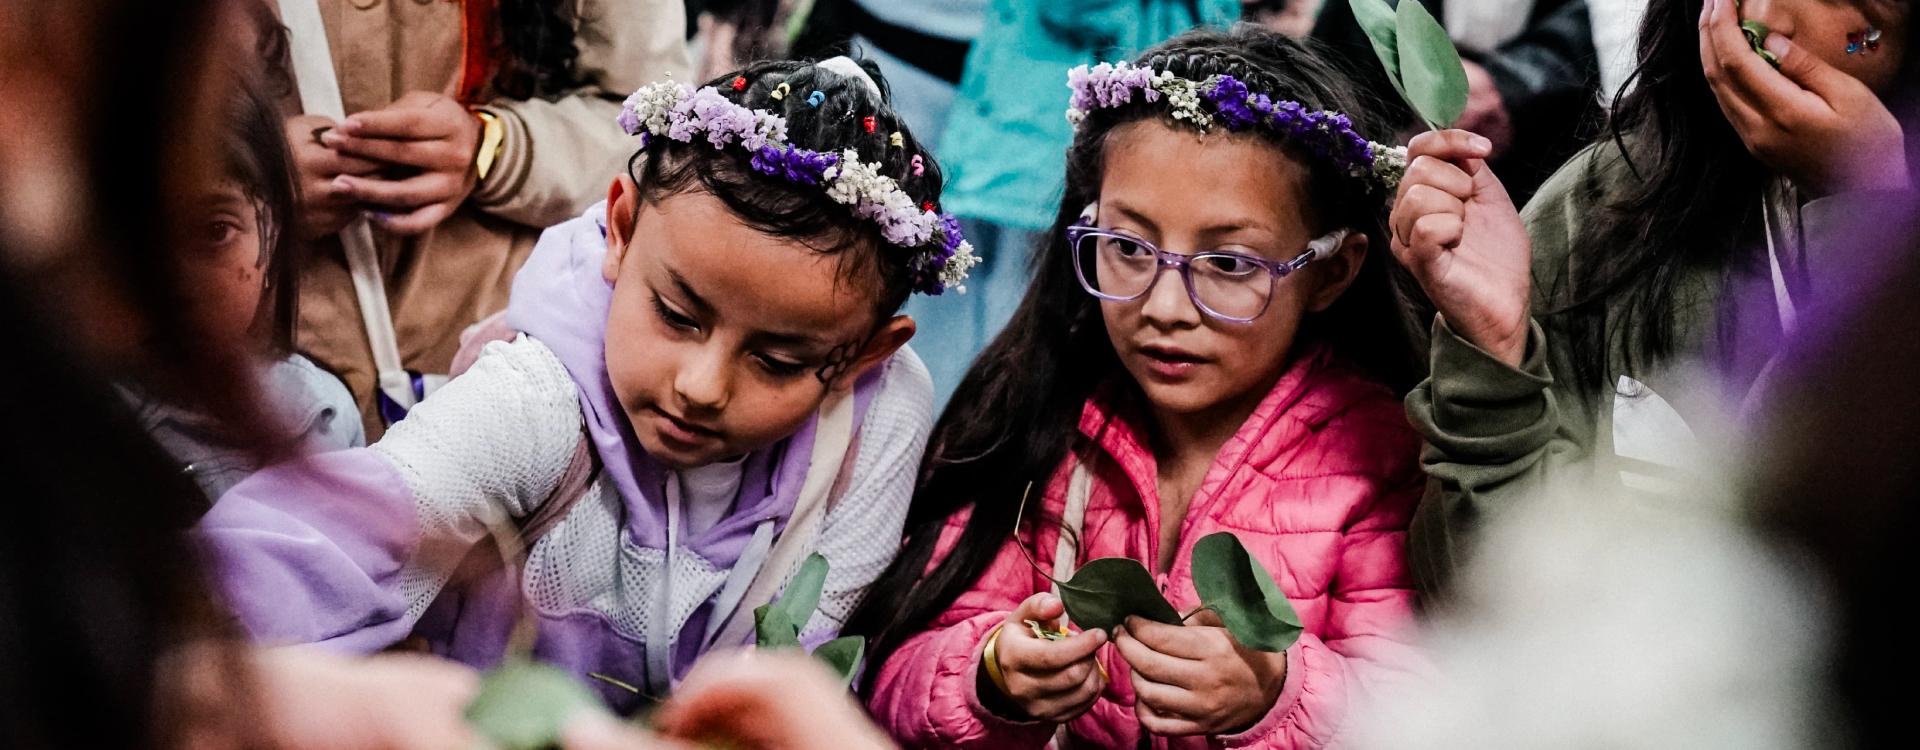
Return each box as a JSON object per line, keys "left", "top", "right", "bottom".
{"left": 1284, "top": 228, "right": 1351, "bottom": 272}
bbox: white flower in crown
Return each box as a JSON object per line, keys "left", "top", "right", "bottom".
{"left": 939, "top": 240, "right": 982, "bottom": 295}
{"left": 822, "top": 149, "right": 937, "bottom": 247}
{"left": 619, "top": 81, "right": 689, "bottom": 136}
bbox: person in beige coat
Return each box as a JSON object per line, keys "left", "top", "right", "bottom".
{"left": 282, "top": 0, "right": 690, "bottom": 438}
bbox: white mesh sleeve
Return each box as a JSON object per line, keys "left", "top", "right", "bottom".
{"left": 799, "top": 345, "right": 933, "bottom": 640}
{"left": 372, "top": 336, "right": 587, "bottom": 618}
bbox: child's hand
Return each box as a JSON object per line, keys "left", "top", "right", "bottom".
{"left": 985, "top": 593, "right": 1109, "bottom": 722}
{"left": 1700, "top": 0, "right": 1909, "bottom": 196}
{"left": 285, "top": 113, "right": 384, "bottom": 239}
{"left": 1114, "top": 612, "right": 1287, "bottom": 737}
{"left": 321, "top": 91, "right": 483, "bottom": 235}
{"left": 249, "top": 647, "right": 481, "bottom": 750}
{"left": 1390, "top": 129, "right": 1534, "bottom": 367}
{"left": 634, "top": 651, "right": 897, "bottom": 750}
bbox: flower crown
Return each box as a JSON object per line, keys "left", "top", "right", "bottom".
{"left": 1066, "top": 62, "right": 1407, "bottom": 191}
{"left": 618, "top": 75, "right": 979, "bottom": 295}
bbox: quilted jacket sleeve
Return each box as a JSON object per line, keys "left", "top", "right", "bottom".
{"left": 866, "top": 513, "right": 1059, "bottom": 750}
{"left": 1211, "top": 438, "right": 1430, "bottom": 748}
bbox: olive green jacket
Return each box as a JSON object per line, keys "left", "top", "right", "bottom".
{"left": 1401, "top": 140, "right": 1903, "bottom": 594}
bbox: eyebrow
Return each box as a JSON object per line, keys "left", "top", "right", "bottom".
{"left": 1107, "top": 200, "right": 1267, "bottom": 242}
{"left": 663, "top": 266, "right": 831, "bottom": 350}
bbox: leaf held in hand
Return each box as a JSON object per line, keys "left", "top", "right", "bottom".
{"left": 812, "top": 635, "right": 866, "bottom": 685}
{"left": 1347, "top": 0, "right": 1408, "bottom": 100}
{"left": 1056, "top": 557, "right": 1182, "bottom": 633}
{"left": 465, "top": 660, "right": 606, "bottom": 750}
{"left": 1189, "top": 532, "right": 1304, "bottom": 653}
{"left": 1025, "top": 619, "right": 1068, "bottom": 641}
{"left": 1395, "top": 0, "right": 1469, "bottom": 129}
{"left": 1741, "top": 19, "right": 1781, "bottom": 68}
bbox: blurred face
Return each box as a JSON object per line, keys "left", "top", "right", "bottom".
{"left": 1091, "top": 121, "right": 1365, "bottom": 425}
{"left": 601, "top": 179, "right": 914, "bottom": 469}
{"left": 1740, "top": 0, "right": 1910, "bottom": 92}
{"left": 183, "top": 180, "right": 269, "bottom": 348}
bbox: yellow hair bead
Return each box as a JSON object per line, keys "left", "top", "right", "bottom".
{"left": 889, "top": 132, "right": 904, "bottom": 148}
{"left": 772, "top": 82, "right": 790, "bottom": 100}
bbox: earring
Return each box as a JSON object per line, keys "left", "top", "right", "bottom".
{"left": 1847, "top": 25, "right": 1882, "bottom": 55}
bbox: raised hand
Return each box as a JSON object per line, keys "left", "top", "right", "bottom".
{"left": 1699, "top": 0, "right": 1909, "bottom": 196}
{"left": 984, "top": 593, "right": 1109, "bottom": 723}
{"left": 1389, "top": 129, "right": 1534, "bottom": 366}
{"left": 320, "top": 91, "right": 483, "bottom": 235}
{"left": 1113, "top": 612, "right": 1287, "bottom": 736}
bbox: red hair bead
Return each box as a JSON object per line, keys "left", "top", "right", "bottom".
{"left": 731, "top": 76, "right": 748, "bottom": 91}
{"left": 862, "top": 116, "right": 877, "bottom": 133}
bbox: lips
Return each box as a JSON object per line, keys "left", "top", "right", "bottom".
{"left": 1137, "top": 342, "right": 1208, "bottom": 380}
{"left": 649, "top": 406, "right": 722, "bottom": 450}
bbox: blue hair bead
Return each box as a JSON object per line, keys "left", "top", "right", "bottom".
{"left": 807, "top": 91, "right": 825, "bottom": 107}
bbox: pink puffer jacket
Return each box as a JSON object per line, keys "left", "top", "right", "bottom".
{"left": 869, "top": 345, "right": 1426, "bottom": 749}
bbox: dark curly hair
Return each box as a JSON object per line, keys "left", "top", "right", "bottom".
{"left": 845, "top": 24, "right": 1425, "bottom": 694}
{"left": 493, "top": 0, "right": 583, "bottom": 100}
{"left": 626, "top": 57, "right": 947, "bottom": 321}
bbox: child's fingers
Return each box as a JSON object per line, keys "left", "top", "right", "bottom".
{"left": 1120, "top": 616, "right": 1215, "bottom": 660}
{"left": 1764, "top": 32, "right": 1866, "bottom": 108}
{"left": 1003, "top": 626, "right": 1106, "bottom": 673}
{"left": 1698, "top": 0, "right": 1820, "bottom": 114}
{"left": 1128, "top": 668, "right": 1210, "bottom": 723}
{"left": 1404, "top": 129, "right": 1494, "bottom": 168}
{"left": 322, "top": 131, "right": 456, "bottom": 170}
{"left": 1401, "top": 154, "right": 1475, "bottom": 202}
{"left": 1391, "top": 184, "right": 1465, "bottom": 250}
{"left": 1113, "top": 626, "right": 1206, "bottom": 688}
{"left": 340, "top": 103, "right": 456, "bottom": 141}
{"left": 1008, "top": 592, "right": 1066, "bottom": 626}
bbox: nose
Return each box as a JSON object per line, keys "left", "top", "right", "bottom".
{"left": 1138, "top": 260, "right": 1202, "bottom": 328}
{"left": 673, "top": 345, "right": 732, "bottom": 414}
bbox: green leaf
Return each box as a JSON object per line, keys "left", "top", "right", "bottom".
{"left": 466, "top": 660, "right": 606, "bottom": 750}
{"left": 1347, "top": 0, "right": 1407, "bottom": 100}
{"left": 1740, "top": 19, "right": 1781, "bottom": 67}
{"left": 1056, "top": 557, "right": 1183, "bottom": 634}
{"left": 775, "top": 553, "right": 831, "bottom": 632}
{"left": 754, "top": 602, "right": 802, "bottom": 650}
{"left": 811, "top": 635, "right": 866, "bottom": 685}
{"left": 1395, "top": 0, "right": 1469, "bottom": 129}
{"left": 1189, "top": 532, "right": 1303, "bottom": 653}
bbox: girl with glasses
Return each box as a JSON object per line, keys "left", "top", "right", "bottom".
{"left": 851, "top": 26, "right": 1431, "bottom": 748}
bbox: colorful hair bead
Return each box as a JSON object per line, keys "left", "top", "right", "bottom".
{"left": 911, "top": 154, "right": 925, "bottom": 176}
{"left": 862, "top": 116, "right": 876, "bottom": 133}
{"left": 889, "top": 131, "right": 904, "bottom": 148}
{"left": 922, "top": 201, "right": 936, "bottom": 212}
{"left": 731, "top": 76, "right": 748, "bottom": 91}
{"left": 772, "top": 82, "right": 790, "bottom": 100}
{"left": 807, "top": 91, "right": 825, "bottom": 107}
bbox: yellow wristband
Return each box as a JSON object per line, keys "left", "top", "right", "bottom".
{"left": 471, "top": 109, "right": 506, "bottom": 182}
{"left": 981, "top": 623, "right": 1013, "bottom": 698}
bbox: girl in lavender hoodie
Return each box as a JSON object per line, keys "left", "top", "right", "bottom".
{"left": 196, "top": 56, "right": 979, "bottom": 713}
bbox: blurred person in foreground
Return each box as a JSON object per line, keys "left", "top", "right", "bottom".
{"left": 1, "top": 1, "right": 889, "bottom": 748}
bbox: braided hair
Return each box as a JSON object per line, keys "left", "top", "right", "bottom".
{"left": 844, "top": 25, "right": 1424, "bottom": 693}
{"left": 627, "top": 58, "right": 946, "bottom": 321}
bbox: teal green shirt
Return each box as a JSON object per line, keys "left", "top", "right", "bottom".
{"left": 939, "top": 0, "right": 1241, "bottom": 231}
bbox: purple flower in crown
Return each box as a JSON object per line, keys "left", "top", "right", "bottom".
{"left": 1204, "top": 76, "right": 1258, "bottom": 130}
{"left": 751, "top": 145, "right": 839, "bottom": 185}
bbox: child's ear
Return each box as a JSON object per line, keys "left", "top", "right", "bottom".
{"left": 1304, "top": 232, "right": 1369, "bottom": 313}
{"left": 603, "top": 174, "right": 642, "bottom": 282}
{"left": 830, "top": 315, "right": 917, "bottom": 392}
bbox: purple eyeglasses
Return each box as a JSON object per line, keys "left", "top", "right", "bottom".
{"left": 1067, "top": 224, "right": 1349, "bottom": 323}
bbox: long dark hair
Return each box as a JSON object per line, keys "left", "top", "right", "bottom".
{"left": 494, "top": 0, "right": 582, "bottom": 100}
{"left": 1551, "top": 0, "right": 1919, "bottom": 396}
{"left": 630, "top": 58, "right": 946, "bottom": 320}
{"left": 846, "top": 26, "right": 1423, "bottom": 690}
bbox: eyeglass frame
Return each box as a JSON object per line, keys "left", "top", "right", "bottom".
{"left": 1065, "top": 223, "right": 1350, "bottom": 324}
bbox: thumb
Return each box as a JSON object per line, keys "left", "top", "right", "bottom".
{"left": 1765, "top": 32, "right": 1857, "bottom": 101}
{"left": 1463, "top": 157, "right": 1516, "bottom": 208}
{"left": 1010, "top": 592, "right": 1065, "bottom": 626}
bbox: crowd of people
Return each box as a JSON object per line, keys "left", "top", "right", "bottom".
{"left": 1, "top": 0, "right": 1912, "bottom": 748}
